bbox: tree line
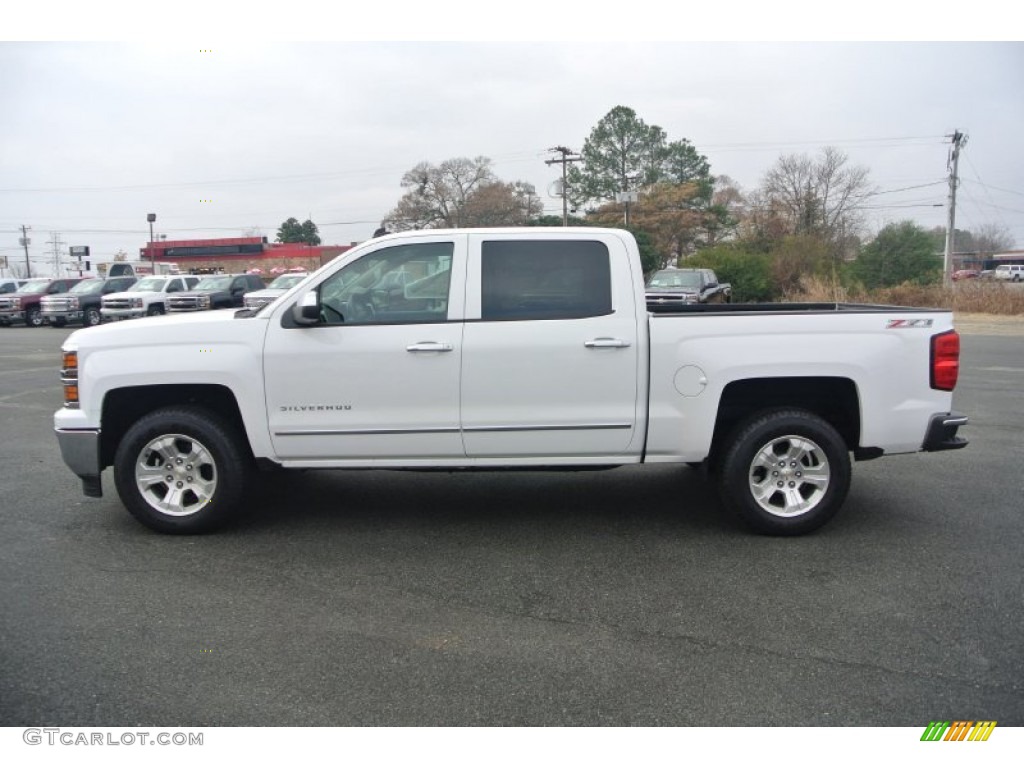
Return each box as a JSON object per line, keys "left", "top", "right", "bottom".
{"left": 276, "top": 105, "right": 1014, "bottom": 301}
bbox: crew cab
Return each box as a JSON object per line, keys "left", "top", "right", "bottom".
{"left": 167, "top": 273, "right": 265, "bottom": 312}
{"left": 0, "top": 277, "right": 82, "bottom": 327}
{"left": 41, "top": 276, "right": 138, "bottom": 327}
{"left": 646, "top": 267, "right": 731, "bottom": 308}
{"left": 101, "top": 275, "right": 201, "bottom": 321}
{"left": 54, "top": 228, "right": 968, "bottom": 536}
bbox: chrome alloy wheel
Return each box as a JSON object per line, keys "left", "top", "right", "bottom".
{"left": 134, "top": 433, "right": 217, "bottom": 516}
{"left": 747, "top": 434, "right": 831, "bottom": 518}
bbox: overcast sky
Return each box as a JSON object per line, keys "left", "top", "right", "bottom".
{"left": 3, "top": 11, "right": 1023, "bottom": 274}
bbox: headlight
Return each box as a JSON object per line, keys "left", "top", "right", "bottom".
{"left": 130, "top": 298, "right": 143, "bottom": 308}
{"left": 13, "top": 298, "right": 21, "bottom": 309}
{"left": 199, "top": 296, "right": 211, "bottom": 307}
{"left": 69, "top": 298, "right": 79, "bottom": 309}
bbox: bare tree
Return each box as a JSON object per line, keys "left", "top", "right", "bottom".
{"left": 386, "top": 158, "right": 542, "bottom": 230}
{"left": 386, "top": 157, "right": 496, "bottom": 230}
{"left": 760, "top": 147, "right": 873, "bottom": 253}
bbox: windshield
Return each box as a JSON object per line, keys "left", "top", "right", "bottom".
{"left": 130, "top": 277, "right": 167, "bottom": 291}
{"left": 69, "top": 279, "right": 104, "bottom": 294}
{"left": 19, "top": 280, "right": 51, "bottom": 292}
{"left": 647, "top": 271, "right": 701, "bottom": 289}
{"left": 194, "top": 276, "right": 233, "bottom": 291}
{"left": 268, "top": 274, "right": 306, "bottom": 290}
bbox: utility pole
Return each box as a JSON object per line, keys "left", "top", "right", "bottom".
{"left": 20, "top": 225, "right": 31, "bottom": 277}
{"left": 545, "top": 146, "right": 581, "bottom": 226}
{"left": 944, "top": 130, "right": 967, "bottom": 285}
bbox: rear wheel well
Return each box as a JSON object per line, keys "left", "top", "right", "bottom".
{"left": 709, "top": 377, "right": 860, "bottom": 468}
{"left": 100, "top": 385, "right": 249, "bottom": 469}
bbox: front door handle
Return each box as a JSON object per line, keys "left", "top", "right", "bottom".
{"left": 406, "top": 342, "right": 454, "bottom": 353}
{"left": 584, "top": 338, "right": 631, "bottom": 349}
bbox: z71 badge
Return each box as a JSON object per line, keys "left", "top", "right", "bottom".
{"left": 886, "top": 319, "right": 934, "bottom": 329}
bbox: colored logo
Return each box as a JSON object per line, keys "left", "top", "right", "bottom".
{"left": 920, "top": 721, "right": 996, "bottom": 741}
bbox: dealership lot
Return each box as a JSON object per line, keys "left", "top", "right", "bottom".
{"left": 0, "top": 325, "right": 1021, "bottom": 726}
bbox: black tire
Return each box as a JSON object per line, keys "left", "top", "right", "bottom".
{"left": 147, "top": 304, "right": 165, "bottom": 316}
{"left": 717, "top": 409, "right": 851, "bottom": 536}
{"left": 113, "top": 406, "right": 251, "bottom": 534}
{"left": 84, "top": 307, "right": 102, "bottom": 326}
{"left": 26, "top": 307, "right": 44, "bottom": 327}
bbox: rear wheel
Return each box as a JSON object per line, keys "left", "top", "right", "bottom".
{"left": 718, "top": 409, "right": 850, "bottom": 535}
{"left": 113, "top": 406, "right": 251, "bottom": 534}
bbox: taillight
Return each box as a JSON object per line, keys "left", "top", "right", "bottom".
{"left": 930, "top": 330, "right": 960, "bottom": 391}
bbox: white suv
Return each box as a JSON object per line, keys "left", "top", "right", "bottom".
{"left": 994, "top": 265, "right": 1024, "bottom": 282}
{"left": 101, "top": 275, "right": 200, "bottom": 321}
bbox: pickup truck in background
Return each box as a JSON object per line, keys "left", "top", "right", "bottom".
{"left": 0, "top": 277, "right": 83, "bottom": 327}
{"left": 167, "top": 273, "right": 265, "bottom": 313}
{"left": 646, "top": 267, "right": 732, "bottom": 309}
{"left": 41, "top": 276, "right": 139, "bottom": 327}
{"left": 101, "top": 274, "right": 201, "bottom": 321}
{"left": 54, "top": 228, "right": 967, "bottom": 536}
{"left": 242, "top": 272, "right": 309, "bottom": 312}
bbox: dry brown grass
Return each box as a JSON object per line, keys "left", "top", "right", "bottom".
{"left": 784, "top": 276, "right": 1024, "bottom": 315}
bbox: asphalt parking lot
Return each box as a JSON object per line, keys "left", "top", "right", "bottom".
{"left": 0, "top": 324, "right": 1021, "bottom": 726}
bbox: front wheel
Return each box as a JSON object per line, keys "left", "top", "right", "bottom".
{"left": 113, "top": 406, "right": 251, "bottom": 534}
{"left": 717, "top": 409, "right": 851, "bottom": 535}
{"left": 26, "top": 307, "right": 44, "bottom": 327}
{"left": 147, "top": 304, "right": 165, "bottom": 316}
{"left": 85, "top": 308, "right": 102, "bottom": 326}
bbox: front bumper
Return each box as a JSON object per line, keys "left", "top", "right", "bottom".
{"left": 922, "top": 412, "right": 969, "bottom": 452}
{"left": 0, "top": 310, "right": 26, "bottom": 323}
{"left": 55, "top": 428, "right": 103, "bottom": 497}
{"left": 101, "top": 308, "right": 145, "bottom": 320}
{"left": 45, "top": 311, "right": 82, "bottom": 323}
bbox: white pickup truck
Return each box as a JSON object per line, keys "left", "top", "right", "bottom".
{"left": 54, "top": 228, "right": 968, "bottom": 536}
{"left": 100, "top": 274, "right": 201, "bottom": 321}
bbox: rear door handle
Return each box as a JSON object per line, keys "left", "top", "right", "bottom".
{"left": 406, "top": 342, "right": 454, "bottom": 353}
{"left": 584, "top": 338, "right": 631, "bottom": 349}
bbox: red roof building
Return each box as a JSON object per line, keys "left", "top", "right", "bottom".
{"left": 140, "top": 237, "right": 353, "bottom": 273}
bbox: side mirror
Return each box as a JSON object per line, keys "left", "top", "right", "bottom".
{"left": 291, "top": 290, "right": 320, "bottom": 326}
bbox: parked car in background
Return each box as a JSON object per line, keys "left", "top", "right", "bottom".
{"left": 646, "top": 267, "right": 732, "bottom": 309}
{"left": 101, "top": 275, "right": 201, "bottom": 321}
{"left": 1, "top": 278, "right": 30, "bottom": 295}
{"left": 243, "top": 272, "right": 309, "bottom": 311}
{"left": 952, "top": 269, "right": 980, "bottom": 281}
{"left": 993, "top": 264, "right": 1024, "bottom": 282}
{"left": 0, "top": 277, "right": 83, "bottom": 327}
{"left": 41, "top": 276, "right": 138, "bottom": 327}
{"left": 167, "top": 273, "right": 265, "bottom": 312}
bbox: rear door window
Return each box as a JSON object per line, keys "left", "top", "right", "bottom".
{"left": 480, "top": 240, "right": 612, "bottom": 321}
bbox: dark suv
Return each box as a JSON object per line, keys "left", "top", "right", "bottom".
{"left": 41, "top": 276, "right": 139, "bottom": 327}
{"left": 167, "top": 273, "right": 265, "bottom": 312}
{"left": 0, "top": 277, "right": 83, "bottom": 327}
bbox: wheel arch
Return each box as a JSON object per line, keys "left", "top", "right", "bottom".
{"left": 709, "top": 376, "right": 860, "bottom": 467}
{"left": 100, "top": 384, "right": 250, "bottom": 470}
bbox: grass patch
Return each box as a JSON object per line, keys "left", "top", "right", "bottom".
{"left": 783, "top": 277, "right": 1024, "bottom": 315}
